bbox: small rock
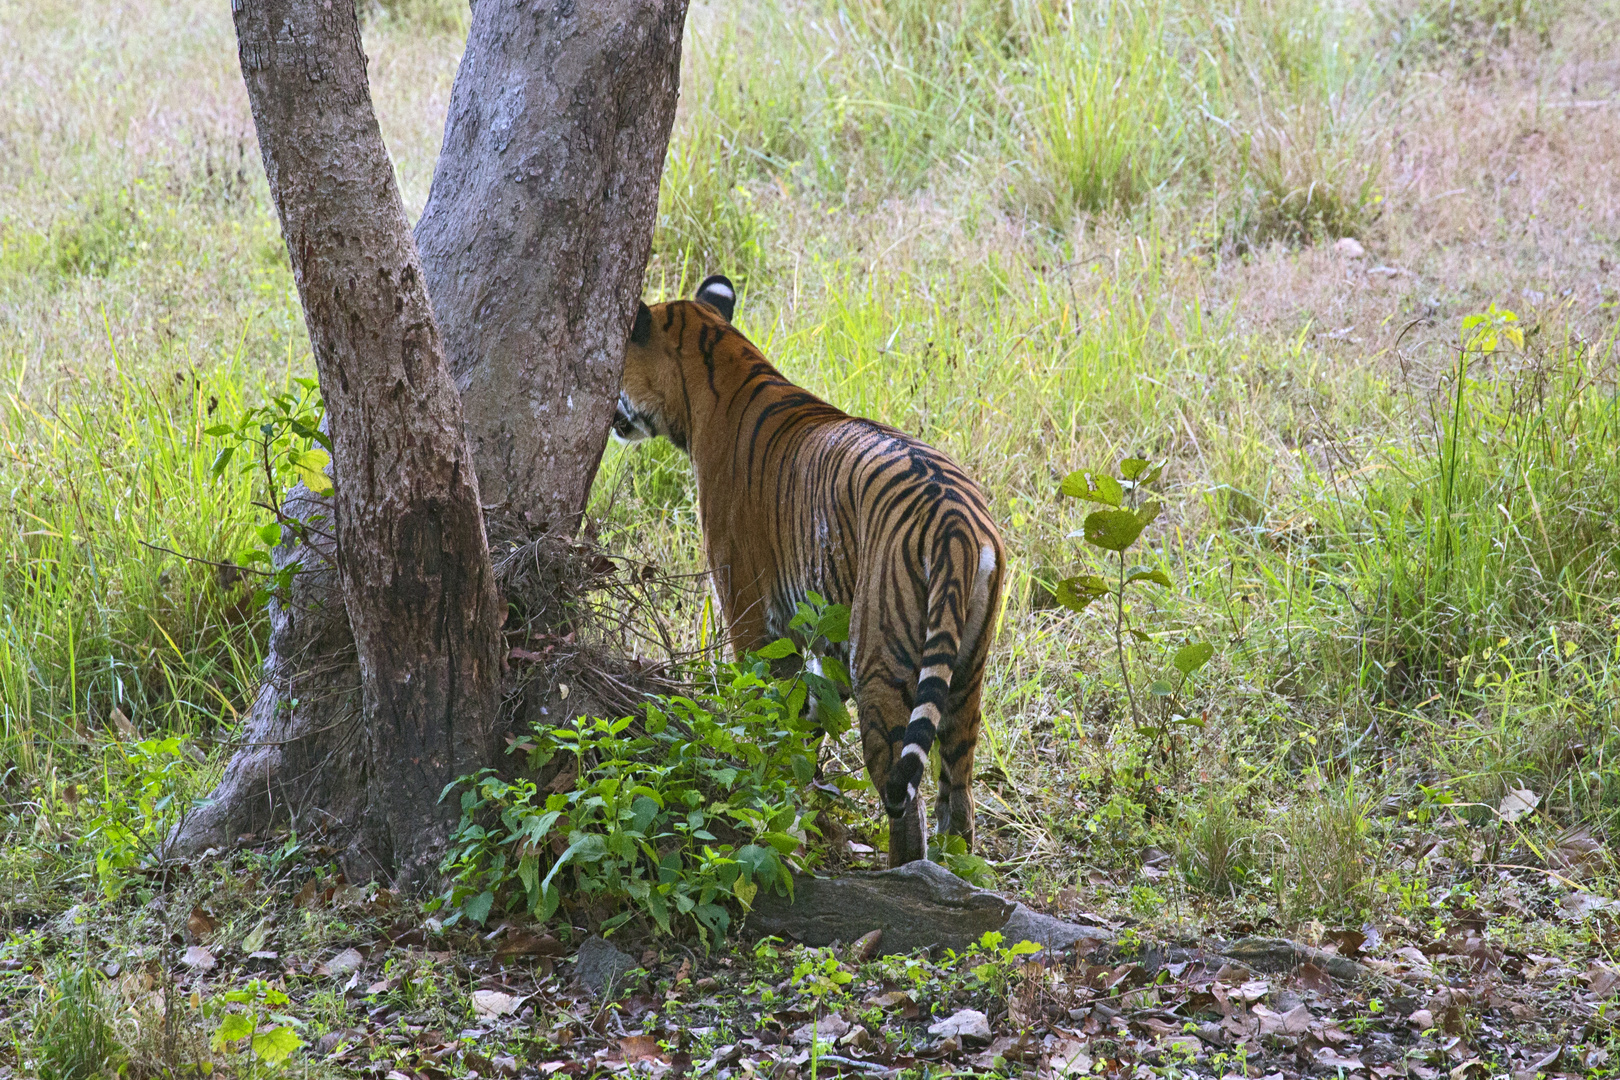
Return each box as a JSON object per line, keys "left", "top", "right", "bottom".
{"left": 326, "top": 948, "right": 363, "bottom": 976}
{"left": 928, "top": 1007, "right": 991, "bottom": 1044}
{"left": 1335, "top": 237, "right": 1366, "bottom": 258}
{"left": 574, "top": 935, "right": 637, "bottom": 996}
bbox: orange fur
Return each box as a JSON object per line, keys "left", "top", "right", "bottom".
{"left": 614, "top": 276, "right": 1005, "bottom": 866}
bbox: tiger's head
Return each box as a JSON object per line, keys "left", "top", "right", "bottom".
{"left": 612, "top": 274, "right": 738, "bottom": 453}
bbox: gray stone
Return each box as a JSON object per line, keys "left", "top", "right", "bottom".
{"left": 1003, "top": 903, "right": 1111, "bottom": 953}
{"left": 574, "top": 935, "right": 637, "bottom": 995}
{"left": 928, "top": 1007, "right": 991, "bottom": 1043}
{"left": 747, "top": 861, "right": 1112, "bottom": 957}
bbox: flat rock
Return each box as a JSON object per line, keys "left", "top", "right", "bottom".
{"left": 747, "top": 860, "right": 1110, "bottom": 957}
{"left": 1003, "top": 903, "right": 1111, "bottom": 953}
{"left": 574, "top": 935, "right": 637, "bottom": 996}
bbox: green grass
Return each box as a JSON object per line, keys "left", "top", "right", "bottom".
{"left": 2, "top": 0, "right": 1619, "bottom": 1045}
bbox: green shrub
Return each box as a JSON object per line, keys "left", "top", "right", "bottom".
{"left": 437, "top": 606, "right": 859, "bottom": 942}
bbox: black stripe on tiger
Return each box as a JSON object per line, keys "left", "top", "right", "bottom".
{"left": 613, "top": 272, "right": 1006, "bottom": 868}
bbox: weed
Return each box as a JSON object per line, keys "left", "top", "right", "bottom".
{"left": 31, "top": 962, "right": 122, "bottom": 1080}
{"left": 435, "top": 631, "right": 856, "bottom": 941}
{"left": 206, "top": 979, "right": 305, "bottom": 1077}
{"left": 1025, "top": 0, "right": 1177, "bottom": 221}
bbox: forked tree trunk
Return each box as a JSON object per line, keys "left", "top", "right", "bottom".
{"left": 174, "top": 0, "right": 687, "bottom": 884}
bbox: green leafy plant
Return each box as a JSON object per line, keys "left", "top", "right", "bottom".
{"left": 791, "top": 947, "right": 855, "bottom": 1075}
{"left": 436, "top": 620, "right": 857, "bottom": 943}
{"left": 1057, "top": 459, "right": 1214, "bottom": 759}
{"left": 955, "top": 930, "right": 1042, "bottom": 1000}
{"left": 205, "top": 378, "right": 332, "bottom": 604}
{"left": 207, "top": 979, "right": 304, "bottom": 1076}
{"left": 86, "top": 735, "right": 191, "bottom": 898}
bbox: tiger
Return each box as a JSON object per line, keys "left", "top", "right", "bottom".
{"left": 611, "top": 274, "right": 1005, "bottom": 868}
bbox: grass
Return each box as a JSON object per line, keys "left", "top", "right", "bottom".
{"left": 2, "top": 0, "right": 1620, "bottom": 1069}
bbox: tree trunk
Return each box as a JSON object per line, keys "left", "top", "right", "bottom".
{"left": 179, "top": 0, "right": 504, "bottom": 888}
{"left": 416, "top": 0, "right": 688, "bottom": 544}
{"left": 174, "top": 0, "right": 688, "bottom": 884}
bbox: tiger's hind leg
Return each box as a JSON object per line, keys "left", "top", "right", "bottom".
{"left": 856, "top": 675, "right": 927, "bottom": 867}
{"left": 932, "top": 681, "right": 982, "bottom": 848}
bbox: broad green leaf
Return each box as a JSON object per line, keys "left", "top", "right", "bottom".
{"left": 252, "top": 1026, "right": 303, "bottom": 1065}
{"left": 1136, "top": 501, "right": 1163, "bottom": 527}
{"left": 1055, "top": 576, "right": 1110, "bottom": 612}
{"left": 213, "top": 1013, "right": 255, "bottom": 1046}
{"left": 1147, "top": 679, "right": 1175, "bottom": 697}
{"left": 1060, "top": 470, "right": 1123, "bottom": 507}
{"left": 1126, "top": 567, "right": 1172, "bottom": 588}
{"left": 256, "top": 522, "right": 282, "bottom": 546}
{"left": 463, "top": 890, "right": 495, "bottom": 925}
{"left": 1083, "top": 509, "right": 1145, "bottom": 552}
{"left": 1119, "top": 458, "right": 1149, "bottom": 481}
{"left": 293, "top": 448, "right": 334, "bottom": 496}
{"left": 816, "top": 604, "right": 850, "bottom": 644}
{"left": 1127, "top": 628, "right": 1151, "bottom": 643}
{"left": 210, "top": 446, "right": 234, "bottom": 476}
{"left": 203, "top": 424, "right": 234, "bottom": 437}
{"left": 1173, "top": 641, "right": 1215, "bottom": 675}
{"left": 754, "top": 638, "right": 798, "bottom": 660}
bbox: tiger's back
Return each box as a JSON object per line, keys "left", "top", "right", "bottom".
{"left": 613, "top": 275, "right": 1005, "bottom": 866}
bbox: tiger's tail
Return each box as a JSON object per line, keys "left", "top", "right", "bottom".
{"left": 884, "top": 531, "right": 999, "bottom": 819}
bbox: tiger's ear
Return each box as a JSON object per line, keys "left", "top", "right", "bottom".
{"left": 629, "top": 301, "right": 652, "bottom": 346}
{"left": 694, "top": 275, "right": 736, "bottom": 323}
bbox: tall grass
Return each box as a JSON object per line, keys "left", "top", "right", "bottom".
{"left": 1026, "top": 0, "right": 1178, "bottom": 220}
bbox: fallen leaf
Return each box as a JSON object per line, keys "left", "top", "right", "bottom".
{"left": 1498, "top": 788, "right": 1539, "bottom": 823}
{"left": 619, "top": 1034, "right": 663, "bottom": 1063}
{"left": 1050, "top": 1039, "right": 1092, "bottom": 1076}
{"left": 1296, "top": 961, "right": 1331, "bottom": 991}
{"left": 1562, "top": 891, "right": 1612, "bottom": 918}
{"left": 186, "top": 907, "right": 216, "bottom": 940}
{"left": 241, "top": 918, "right": 270, "bottom": 954}
{"left": 1315, "top": 1048, "right": 1364, "bottom": 1070}
{"left": 293, "top": 879, "right": 319, "bottom": 908}
{"left": 181, "top": 946, "right": 216, "bottom": 972}
{"left": 1236, "top": 980, "right": 1271, "bottom": 1003}
{"left": 1323, "top": 928, "right": 1367, "bottom": 957}
{"left": 790, "top": 1014, "right": 850, "bottom": 1045}
{"left": 1254, "top": 1003, "right": 1312, "bottom": 1036}
{"left": 472, "top": 990, "right": 522, "bottom": 1018}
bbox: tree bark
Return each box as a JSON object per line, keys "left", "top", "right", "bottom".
{"left": 174, "top": 0, "right": 688, "bottom": 883}
{"left": 416, "top": 0, "right": 688, "bottom": 542}
{"left": 184, "top": 0, "right": 505, "bottom": 888}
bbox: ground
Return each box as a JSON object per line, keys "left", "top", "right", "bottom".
{"left": 2, "top": 0, "right": 1619, "bottom": 1076}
